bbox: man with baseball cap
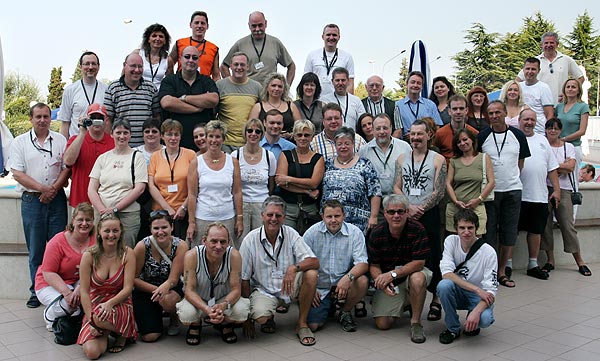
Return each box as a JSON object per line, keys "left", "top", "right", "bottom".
{"left": 63, "top": 103, "right": 114, "bottom": 207}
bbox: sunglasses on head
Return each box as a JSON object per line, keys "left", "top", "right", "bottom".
{"left": 246, "top": 128, "right": 263, "bottom": 134}
{"left": 385, "top": 209, "right": 407, "bottom": 215}
{"left": 183, "top": 54, "right": 199, "bottom": 60}
{"left": 150, "top": 210, "right": 170, "bottom": 218}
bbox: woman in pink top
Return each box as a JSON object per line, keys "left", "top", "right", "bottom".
{"left": 35, "top": 203, "right": 96, "bottom": 332}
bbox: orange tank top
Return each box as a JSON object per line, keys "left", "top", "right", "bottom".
{"left": 175, "top": 37, "right": 219, "bottom": 77}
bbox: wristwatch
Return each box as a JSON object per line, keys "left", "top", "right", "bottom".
{"left": 390, "top": 271, "right": 398, "bottom": 279}
{"left": 180, "top": 94, "right": 187, "bottom": 102}
{"left": 112, "top": 207, "right": 118, "bottom": 214}
{"left": 347, "top": 273, "right": 356, "bottom": 282}
{"left": 295, "top": 264, "right": 301, "bottom": 272}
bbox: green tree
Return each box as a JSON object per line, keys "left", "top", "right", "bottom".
{"left": 71, "top": 59, "right": 82, "bottom": 82}
{"left": 47, "top": 66, "right": 65, "bottom": 109}
{"left": 3, "top": 71, "right": 42, "bottom": 136}
{"left": 390, "top": 57, "right": 409, "bottom": 100}
{"left": 564, "top": 10, "right": 600, "bottom": 114}
{"left": 354, "top": 81, "right": 368, "bottom": 99}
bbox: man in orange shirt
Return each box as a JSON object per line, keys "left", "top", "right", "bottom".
{"left": 433, "top": 95, "right": 478, "bottom": 162}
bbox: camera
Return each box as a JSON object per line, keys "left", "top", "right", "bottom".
{"left": 81, "top": 118, "right": 93, "bottom": 128}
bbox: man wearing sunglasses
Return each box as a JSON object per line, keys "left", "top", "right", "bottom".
{"left": 367, "top": 194, "right": 432, "bottom": 344}
{"left": 216, "top": 52, "right": 262, "bottom": 152}
{"left": 159, "top": 46, "right": 219, "bottom": 150}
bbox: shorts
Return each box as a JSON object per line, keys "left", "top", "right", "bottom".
{"left": 372, "top": 268, "right": 432, "bottom": 317}
{"left": 249, "top": 272, "right": 303, "bottom": 320}
{"left": 307, "top": 292, "right": 334, "bottom": 325}
{"left": 484, "top": 190, "right": 521, "bottom": 247}
{"left": 176, "top": 297, "right": 250, "bottom": 324}
{"left": 518, "top": 202, "right": 548, "bottom": 234}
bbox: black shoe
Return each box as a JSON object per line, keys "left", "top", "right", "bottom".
{"left": 26, "top": 295, "right": 41, "bottom": 308}
{"left": 439, "top": 329, "right": 460, "bottom": 344}
{"left": 463, "top": 328, "right": 481, "bottom": 336}
{"left": 527, "top": 266, "right": 549, "bottom": 280}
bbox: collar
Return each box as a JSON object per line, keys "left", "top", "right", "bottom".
{"left": 368, "top": 96, "right": 383, "bottom": 104}
{"left": 319, "top": 221, "right": 350, "bottom": 237}
{"left": 403, "top": 96, "right": 422, "bottom": 104}
{"left": 540, "top": 50, "right": 564, "bottom": 62}
{"left": 260, "top": 226, "right": 283, "bottom": 246}
{"left": 31, "top": 129, "right": 52, "bottom": 142}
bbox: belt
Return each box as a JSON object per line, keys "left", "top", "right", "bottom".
{"left": 22, "top": 191, "right": 42, "bottom": 197}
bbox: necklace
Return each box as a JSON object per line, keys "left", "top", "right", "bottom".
{"left": 103, "top": 253, "right": 116, "bottom": 259}
{"left": 337, "top": 155, "right": 353, "bottom": 165}
{"left": 267, "top": 100, "right": 282, "bottom": 109}
{"left": 245, "top": 148, "right": 260, "bottom": 161}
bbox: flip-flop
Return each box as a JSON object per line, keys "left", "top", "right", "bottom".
{"left": 260, "top": 318, "right": 276, "bottom": 334}
{"left": 297, "top": 327, "right": 316, "bottom": 346}
{"left": 579, "top": 265, "right": 592, "bottom": 276}
{"left": 498, "top": 275, "right": 515, "bottom": 288}
{"left": 108, "top": 336, "right": 126, "bottom": 353}
{"left": 275, "top": 301, "right": 289, "bottom": 314}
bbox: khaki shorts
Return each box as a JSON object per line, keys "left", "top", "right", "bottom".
{"left": 249, "top": 272, "right": 303, "bottom": 320}
{"left": 176, "top": 297, "right": 250, "bottom": 324}
{"left": 372, "top": 268, "right": 432, "bottom": 318}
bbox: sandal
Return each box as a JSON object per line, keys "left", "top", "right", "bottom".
{"left": 498, "top": 275, "right": 515, "bottom": 288}
{"left": 216, "top": 323, "right": 238, "bottom": 344}
{"left": 579, "top": 265, "right": 592, "bottom": 276}
{"left": 541, "top": 263, "right": 555, "bottom": 273}
{"left": 427, "top": 301, "right": 442, "bottom": 321}
{"left": 505, "top": 266, "right": 513, "bottom": 279}
{"left": 260, "top": 317, "right": 276, "bottom": 334}
{"left": 354, "top": 300, "right": 367, "bottom": 318}
{"left": 185, "top": 324, "right": 201, "bottom": 346}
{"left": 275, "top": 301, "right": 289, "bottom": 314}
{"left": 108, "top": 336, "right": 126, "bottom": 353}
{"left": 297, "top": 326, "right": 316, "bottom": 346}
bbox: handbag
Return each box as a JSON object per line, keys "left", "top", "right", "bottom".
{"left": 480, "top": 153, "right": 494, "bottom": 202}
{"left": 44, "top": 295, "right": 83, "bottom": 345}
{"left": 290, "top": 149, "right": 320, "bottom": 235}
{"left": 564, "top": 144, "right": 583, "bottom": 205}
{"left": 131, "top": 151, "right": 152, "bottom": 207}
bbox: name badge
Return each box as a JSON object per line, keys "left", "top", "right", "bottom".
{"left": 380, "top": 174, "right": 391, "bottom": 180}
{"left": 254, "top": 61, "right": 265, "bottom": 70}
{"left": 207, "top": 297, "right": 216, "bottom": 307}
{"left": 410, "top": 188, "right": 421, "bottom": 196}
{"left": 492, "top": 160, "right": 504, "bottom": 167}
{"left": 271, "top": 270, "right": 284, "bottom": 279}
{"left": 167, "top": 184, "right": 178, "bottom": 193}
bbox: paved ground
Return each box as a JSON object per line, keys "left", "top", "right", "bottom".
{"left": 0, "top": 263, "right": 598, "bottom": 360}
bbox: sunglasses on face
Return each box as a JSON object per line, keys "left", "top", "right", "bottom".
{"left": 295, "top": 133, "right": 312, "bottom": 138}
{"left": 183, "top": 54, "right": 199, "bottom": 60}
{"left": 246, "top": 128, "right": 263, "bottom": 134}
{"left": 385, "top": 209, "right": 407, "bottom": 215}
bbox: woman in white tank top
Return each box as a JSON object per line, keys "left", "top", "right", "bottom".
{"left": 135, "top": 23, "right": 173, "bottom": 90}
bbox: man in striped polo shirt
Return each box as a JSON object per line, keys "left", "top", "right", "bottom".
{"left": 104, "top": 53, "right": 161, "bottom": 147}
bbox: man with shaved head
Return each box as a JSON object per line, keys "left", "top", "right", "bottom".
{"left": 159, "top": 46, "right": 219, "bottom": 150}
{"left": 104, "top": 52, "right": 161, "bottom": 146}
{"left": 361, "top": 75, "right": 396, "bottom": 127}
{"left": 220, "top": 11, "right": 295, "bottom": 86}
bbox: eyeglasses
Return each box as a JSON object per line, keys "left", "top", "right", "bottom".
{"left": 549, "top": 63, "right": 554, "bottom": 74}
{"left": 144, "top": 129, "right": 159, "bottom": 134}
{"left": 367, "top": 84, "right": 382, "bottom": 89}
{"left": 294, "top": 133, "right": 312, "bottom": 138}
{"left": 150, "top": 210, "right": 169, "bottom": 218}
{"left": 385, "top": 209, "right": 407, "bottom": 215}
{"left": 183, "top": 54, "right": 199, "bottom": 60}
{"left": 246, "top": 128, "right": 263, "bottom": 134}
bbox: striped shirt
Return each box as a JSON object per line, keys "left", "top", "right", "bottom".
{"left": 310, "top": 131, "right": 365, "bottom": 161}
{"left": 193, "top": 245, "right": 233, "bottom": 301}
{"left": 104, "top": 76, "right": 160, "bottom": 147}
{"left": 240, "top": 225, "right": 315, "bottom": 297}
{"left": 303, "top": 221, "right": 368, "bottom": 299}
{"left": 367, "top": 219, "right": 430, "bottom": 272}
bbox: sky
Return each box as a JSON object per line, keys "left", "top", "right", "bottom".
{"left": 2, "top": 0, "right": 600, "bottom": 98}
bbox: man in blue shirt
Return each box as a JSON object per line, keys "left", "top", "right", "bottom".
{"left": 260, "top": 109, "right": 295, "bottom": 160}
{"left": 303, "top": 200, "right": 368, "bottom": 332}
{"left": 393, "top": 71, "right": 442, "bottom": 139}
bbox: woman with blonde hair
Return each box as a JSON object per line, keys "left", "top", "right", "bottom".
{"left": 499, "top": 80, "right": 528, "bottom": 127}
{"left": 248, "top": 73, "right": 301, "bottom": 139}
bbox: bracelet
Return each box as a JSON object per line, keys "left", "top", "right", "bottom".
{"left": 478, "top": 195, "right": 484, "bottom": 202}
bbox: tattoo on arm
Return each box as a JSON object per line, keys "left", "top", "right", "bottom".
{"left": 422, "top": 162, "right": 447, "bottom": 211}
{"left": 184, "top": 270, "right": 189, "bottom": 285}
{"left": 393, "top": 158, "right": 403, "bottom": 190}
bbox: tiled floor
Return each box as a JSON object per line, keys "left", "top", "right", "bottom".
{"left": 0, "top": 264, "right": 598, "bottom": 360}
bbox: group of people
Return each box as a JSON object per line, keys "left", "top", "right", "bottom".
{"left": 6, "top": 10, "right": 596, "bottom": 358}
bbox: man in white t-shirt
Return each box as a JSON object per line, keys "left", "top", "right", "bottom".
{"left": 518, "top": 109, "right": 560, "bottom": 280}
{"left": 520, "top": 57, "right": 554, "bottom": 135}
{"left": 320, "top": 67, "right": 365, "bottom": 131}
{"left": 437, "top": 209, "right": 497, "bottom": 344}
{"left": 304, "top": 24, "right": 355, "bottom": 99}
{"left": 59, "top": 51, "right": 108, "bottom": 138}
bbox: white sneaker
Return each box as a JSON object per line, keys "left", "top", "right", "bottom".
{"left": 167, "top": 317, "right": 180, "bottom": 336}
{"left": 46, "top": 322, "right": 53, "bottom": 332}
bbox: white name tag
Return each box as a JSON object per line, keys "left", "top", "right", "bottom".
{"left": 271, "top": 270, "right": 284, "bottom": 279}
{"left": 254, "top": 61, "right": 265, "bottom": 70}
{"left": 410, "top": 188, "right": 421, "bottom": 196}
{"left": 207, "top": 297, "right": 216, "bottom": 307}
{"left": 167, "top": 184, "right": 178, "bottom": 193}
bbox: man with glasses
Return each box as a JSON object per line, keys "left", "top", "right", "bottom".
{"left": 367, "top": 194, "right": 432, "bottom": 343}
{"left": 59, "top": 51, "right": 107, "bottom": 138}
{"left": 310, "top": 103, "right": 365, "bottom": 160}
{"left": 516, "top": 32, "right": 584, "bottom": 103}
{"left": 159, "top": 46, "right": 219, "bottom": 150}
{"left": 361, "top": 75, "right": 396, "bottom": 125}
{"left": 520, "top": 57, "right": 554, "bottom": 135}
{"left": 63, "top": 103, "right": 114, "bottom": 209}
{"left": 9, "top": 103, "right": 69, "bottom": 308}
{"left": 240, "top": 196, "right": 319, "bottom": 345}
{"left": 216, "top": 52, "right": 262, "bottom": 152}
{"left": 104, "top": 52, "right": 161, "bottom": 146}
{"left": 304, "top": 24, "right": 355, "bottom": 99}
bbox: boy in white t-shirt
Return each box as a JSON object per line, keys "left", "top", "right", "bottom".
{"left": 437, "top": 209, "right": 498, "bottom": 344}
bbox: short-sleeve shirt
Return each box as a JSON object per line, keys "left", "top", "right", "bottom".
{"left": 556, "top": 101, "right": 590, "bottom": 147}
{"left": 478, "top": 126, "right": 530, "bottom": 192}
{"left": 158, "top": 72, "right": 219, "bottom": 150}
{"left": 59, "top": 80, "right": 108, "bottom": 137}
{"left": 216, "top": 77, "right": 262, "bottom": 147}
{"left": 304, "top": 48, "right": 354, "bottom": 99}
{"left": 319, "top": 93, "right": 365, "bottom": 131}
{"left": 521, "top": 81, "right": 554, "bottom": 135}
{"left": 148, "top": 147, "right": 196, "bottom": 210}
{"left": 520, "top": 133, "right": 559, "bottom": 203}
{"left": 359, "top": 137, "right": 412, "bottom": 195}
{"left": 310, "top": 131, "right": 366, "bottom": 161}
{"left": 222, "top": 34, "right": 294, "bottom": 86}
{"left": 394, "top": 96, "right": 443, "bottom": 135}
{"left": 89, "top": 150, "right": 148, "bottom": 213}
{"left": 66, "top": 132, "right": 114, "bottom": 207}
{"left": 367, "top": 219, "right": 431, "bottom": 272}
{"left": 433, "top": 123, "right": 479, "bottom": 161}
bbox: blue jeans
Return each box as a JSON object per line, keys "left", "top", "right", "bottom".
{"left": 437, "top": 279, "right": 494, "bottom": 333}
{"left": 21, "top": 190, "right": 67, "bottom": 294}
